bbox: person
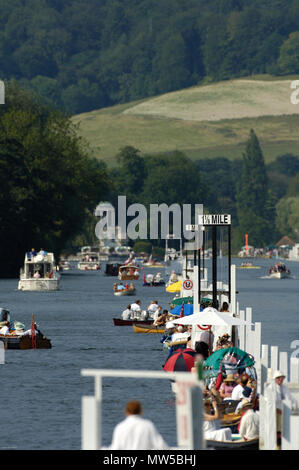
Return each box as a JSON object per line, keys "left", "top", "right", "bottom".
{"left": 0, "top": 321, "right": 10, "bottom": 335}
{"left": 131, "top": 300, "right": 142, "bottom": 312}
{"left": 117, "top": 282, "right": 125, "bottom": 291}
{"left": 153, "top": 305, "right": 162, "bottom": 322}
{"left": 109, "top": 400, "right": 169, "bottom": 450}
{"left": 196, "top": 328, "right": 214, "bottom": 355}
{"left": 121, "top": 305, "right": 132, "bottom": 320}
{"left": 219, "top": 374, "right": 237, "bottom": 401}
{"left": 154, "top": 309, "right": 168, "bottom": 326}
{"left": 220, "top": 302, "right": 229, "bottom": 312}
{"left": 238, "top": 400, "right": 259, "bottom": 441}
{"left": 170, "top": 325, "right": 189, "bottom": 343}
{"left": 113, "top": 283, "right": 117, "bottom": 292}
{"left": 203, "top": 399, "right": 232, "bottom": 442}
{"left": 129, "top": 282, "right": 135, "bottom": 291}
{"left": 33, "top": 271, "right": 41, "bottom": 279}
{"left": 231, "top": 373, "right": 250, "bottom": 402}
{"left": 147, "top": 301, "right": 158, "bottom": 318}
{"left": 267, "top": 370, "right": 297, "bottom": 445}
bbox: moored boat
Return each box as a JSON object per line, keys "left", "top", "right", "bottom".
{"left": 0, "top": 311, "right": 51, "bottom": 349}
{"left": 113, "top": 283, "right": 136, "bottom": 296}
{"left": 18, "top": 249, "right": 60, "bottom": 291}
{"left": 105, "top": 263, "right": 122, "bottom": 276}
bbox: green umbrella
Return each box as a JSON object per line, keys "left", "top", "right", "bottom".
{"left": 171, "top": 296, "right": 212, "bottom": 305}
{"left": 204, "top": 347, "right": 255, "bottom": 372}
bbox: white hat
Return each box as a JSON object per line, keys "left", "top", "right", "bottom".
{"left": 273, "top": 370, "right": 286, "bottom": 379}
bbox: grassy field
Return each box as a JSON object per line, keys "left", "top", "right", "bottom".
{"left": 72, "top": 76, "right": 299, "bottom": 166}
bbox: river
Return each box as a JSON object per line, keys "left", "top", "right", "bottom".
{"left": 0, "top": 257, "right": 298, "bottom": 449}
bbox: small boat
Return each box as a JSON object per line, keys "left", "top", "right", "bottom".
{"left": 0, "top": 311, "right": 51, "bottom": 349}
{"left": 118, "top": 265, "right": 140, "bottom": 281}
{"left": 143, "top": 255, "right": 164, "bottom": 268}
{"left": 133, "top": 323, "right": 165, "bottom": 334}
{"left": 237, "top": 262, "right": 261, "bottom": 269}
{"left": 113, "top": 283, "right": 136, "bottom": 296}
{"left": 18, "top": 250, "right": 60, "bottom": 291}
{"left": 0, "top": 334, "right": 51, "bottom": 350}
{"left": 77, "top": 246, "right": 100, "bottom": 271}
{"left": 113, "top": 318, "right": 154, "bottom": 326}
{"left": 59, "top": 260, "right": 71, "bottom": 271}
{"left": 143, "top": 273, "right": 165, "bottom": 286}
{"left": 269, "top": 262, "right": 291, "bottom": 279}
{"left": 205, "top": 437, "right": 259, "bottom": 450}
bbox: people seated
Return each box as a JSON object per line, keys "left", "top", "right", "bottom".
{"left": 231, "top": 373, "right": 250, "bottom": 402}
{"left": 154, "top": 309, "right": 168, "bottom": 326}
{"left": 121, "top": 305, "right": 132, "bottom": 320}
{"left": 219, "top": 374, "right": 237, "bottom": 401}
{"left": 147, "top": 301, "right": 159, "bottom": 318}
{"left": 238, "top": 400, "right": 259, "bottom": 441}
{"left": 33, "top": 271, "right": 41, "bottom": 279}
{"left": 0, "top": 321, "right": 11, "bottom": 335}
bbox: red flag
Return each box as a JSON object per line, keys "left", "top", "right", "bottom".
{"left": 31, "top": 314, "right": 36, "bottom": 349}
{"left": 180, "top": 302, "right": 184, "bottom": 317}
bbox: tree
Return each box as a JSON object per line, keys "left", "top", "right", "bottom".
{"left": 275, "top": 197, "right": 299, "bottom": 240}
{"left": 235, "top": 129, "right": 274, "bottom": 247}
{"left": 278, "top": 32, "right": 299, "bottom": 74}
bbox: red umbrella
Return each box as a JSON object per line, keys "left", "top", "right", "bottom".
{"left": 163, "top": 348, "right": 196, "bottom": 372}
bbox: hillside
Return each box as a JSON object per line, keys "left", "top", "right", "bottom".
{"left": 72, "top": 77, "right": 299, "bottom": 165}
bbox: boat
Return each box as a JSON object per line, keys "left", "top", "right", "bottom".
{"left": 269, "top": 262, "right": 291, "bottom": 279}
{"left": 143, "top": 273, "right": 165, "bottom": 286}
{"left": 113, "top": 283, "right": 136, "bottom": 296}
{"left": 77, "top": 246, "right": 100, "bottom": 271}
{"left": 18, "top": 250, "right": 60, "bottom": 291}
{"left": 105, "top": 263, "right": 122, "bottom": 276}
{"left": 237, "top": 262, "right": 261, "bottom": 269}
{"left": 133, "top": 323, "right": 165, "bottom": 334}
{"left": 142, "top": 255, "right": 164, "bottom": 268}
{"left": 205, "top": 437, "right": 259, "bottom": 450}
{"left": 113, "top": 318, "right": 154, "bottom": 326}
{"left": 118, "top": 265, "right": 140, "bottom": 281}
{"left": 59, "top": 260, "right": 71, "bottom": 271}
{"left": 0, "top": 311, "right": 51, "bottom": 349}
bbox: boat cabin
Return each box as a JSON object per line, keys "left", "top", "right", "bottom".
{"left": 22, "top": 252, "right": 56, "bottom": 279}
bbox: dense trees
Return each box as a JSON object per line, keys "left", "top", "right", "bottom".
{"left": 0, "top": 0, "right": 299, "bottom": 114}
{"left": 0, "top": 81, "right": 109, "bottom": 277}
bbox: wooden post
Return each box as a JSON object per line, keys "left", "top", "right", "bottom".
{"left": 271, "top": 346, "right": 279, "bottom": 373}
{"left": 279, "top": 352, "right": 288, "bottom": 382}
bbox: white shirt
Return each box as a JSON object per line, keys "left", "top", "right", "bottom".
{"left": 121, "top": 309, "right": 132, "bottom": 320}
{"left": 231, "top": 384, "right": 244, "bottom": 401}
{"left": 148, "top": 303, "right": 158, "bottom": 313}
{"left": 171, "top": 332, "right": 189, "bottom": 343}
{"left": 131, "top": 303, "right": 141, "bottom": 312}
{"left": 239, "top": 409, "right": 259, "bottom": 440}
{"left": 0, "top": 325, "right": 10, "bottom": 335}
{"left": 268, "top": 381, "right": 297, "bottom": 411}
{"left": 109, "top": 415, "right": 169, "bottom": 450}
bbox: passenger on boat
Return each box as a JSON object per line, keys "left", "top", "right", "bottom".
{"left": 129, "top": 282, "right": 135, "bottom": 291}
{"left": 238, "top": 399, "right": 259, "bottom": 441}
{"left": 22, "top": 323, "right": 42, "bottom": 337}
{"left": 219, "top": 374, "right": 237, "bottom": 401}
{"left": 0, "top": 321, "right": 10, "bottom": 335}
{"left": 231, "top": 374, "right": 250, "bottom": 402}
{"left": 109, "top": 400, "right": 169, "bottom": 450}
{"left": 203, "top": 399, "right": 232, "bottom": 442}
{"left": 147, "top": 300, "right": 158, "bottom": 317}
{"left": 130, "top": 300, "right": 142, "bottom": 318}
{"left": 154, "top": 310, "right": 168, "bottom": 326}
{"left": 170, "top": 325, "right": 189, "bottom": 342}
{"left": 122, "top": 305, "right": 132, "bottom": 320}
{"left": 33, "top": 271, "right": 41, "bottom": 279}
{"left": 117, "top": 283, "right": 125, "bottom": 291}
{"left": 152, "top": 305, "right": 163, "bottom": 321}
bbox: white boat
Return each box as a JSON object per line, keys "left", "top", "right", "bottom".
{"left": 269, "top": 262, "right": 291, "bottom": 279}
{"left": 18, "top": 251, "right": 60, "bottom": 291}
{"left": 77, "top": 246, "right": 100, "bottom": 271}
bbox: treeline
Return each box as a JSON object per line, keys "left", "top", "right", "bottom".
{"left": 0, "top": 82, "right": 109, "bottom": 277}
{"left": 1, "top": 0, "right": 299, "bottom": 114}
{"left": 106, "top": 137, "right": 299, "bottom": 254}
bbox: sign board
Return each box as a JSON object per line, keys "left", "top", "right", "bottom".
{"left": 175, "top": 379, "right": 203, "bottom": 449}
{"left": 183, "top": 279, "right": 193, "bottom": 290}
{"left": 198, "top": 214, "right": 231, "bottom": 225}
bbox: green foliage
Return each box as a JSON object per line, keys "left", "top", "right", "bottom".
{"left": 132, "top": 240, "right": 152, "bottom": 254}
{"left": 0, "top": 81, "right": 109, "bottom": 277}
{"left": 236, "top": 129, "right": 274, "bottom": 246}
{"left": 0, "top": 0, "right": 298, "bottom": 114}
{"left": 275, "top": 196, "right": 299, "bottom": 240}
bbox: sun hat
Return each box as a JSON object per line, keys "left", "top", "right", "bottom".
{"left": 241, "top": 398, "right": 253, "bottom": 410}
{"left": 273, "top": 370, "right": 286, "bottom": 379}
{"left": 224, "top": 374, "right": 235, "bottom": 382}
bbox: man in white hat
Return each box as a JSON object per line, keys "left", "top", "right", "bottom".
{"left": 268, "top": 370, "right": 297, "bottom": 446}
{"left": 238, "top": 399, "right": 259, "bottom": 441}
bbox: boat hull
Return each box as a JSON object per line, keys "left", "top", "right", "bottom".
{"left": 113, "top": 318, "right": 154, "bottom": 326}
{"left": 133, "top": 323, "right": 165, "bottom": 334}
{"left": 78, "top": 263, "right": 100, "bottom": 271}
{"left": 269, "top": 272, "right": 290, "bottom": 279}
{"left": 205, "top": 437, "right": 259, "bottom": 450}
{"left": 113, "top": 289, "right": 136, "bottom": 296}
{"left": 18, "top": 279, "right": 59, "bottom": 291}
{"left": 0, "top": 335, "right": 51, "bottom": 350}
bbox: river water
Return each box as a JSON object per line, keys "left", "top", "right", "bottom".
{"left": 0, "top": 257, "right": 298, "bottom": 449}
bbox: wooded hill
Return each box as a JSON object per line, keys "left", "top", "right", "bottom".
{"left": 1, "top": 0, "right": 299, "bottom": 115}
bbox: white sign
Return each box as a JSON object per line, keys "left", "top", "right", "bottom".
{"left": 185, "top": 224, "right": 200, "bottom": 231}
{"left": 198, "top": 214, "right": 231, "bottom": 225}
{"left": 183, "top": 279, "right": 193, "bottom": 290}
